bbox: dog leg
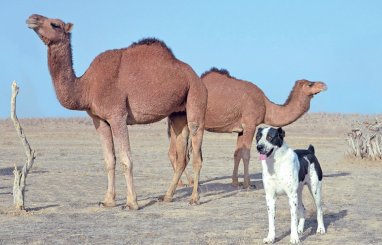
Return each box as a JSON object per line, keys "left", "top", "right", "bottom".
{"left": 310, "top": 180, "right": 326, "bottom": 234}
{"left": 288, "top": 192, "right": 300, "bottom": 244}
{"left": 263, "top": 192, "right": 276, "bottom": 244}
{"left": 297, "top": 185, "right": 306, "bottom": 234}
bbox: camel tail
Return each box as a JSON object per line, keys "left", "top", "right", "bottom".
{"left": 167, "top": 117, "right": 171, "bottom": 139}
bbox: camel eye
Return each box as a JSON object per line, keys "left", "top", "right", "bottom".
{"left": 308, "top": 83, "right": 314, "bottom": 87}
{"left": 51, "top": 23, "right": 61, "bottom": 29}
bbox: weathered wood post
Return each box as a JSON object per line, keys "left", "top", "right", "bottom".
{"left": 10, "top": 81, "right": 36, "bottom": 210}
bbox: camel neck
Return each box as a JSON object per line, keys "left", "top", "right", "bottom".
{"left": 47, "top": 40, "right": 89, "bottom": 110}
{"left": 264, "top": 90, "right": 311, "bottom": 127}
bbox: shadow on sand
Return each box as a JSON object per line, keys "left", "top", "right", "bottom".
{"left": 274, "top": 209, "right": 348, "bottom": 243}
{"left": 26, "top": 204, "right": 60, "bottom": 212}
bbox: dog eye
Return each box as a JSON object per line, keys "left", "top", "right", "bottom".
{"left": 51, "top": 23, "right": 61, "bottom": 29}
{"left": 266, "top": 135, "right": 272, "bottom": 141}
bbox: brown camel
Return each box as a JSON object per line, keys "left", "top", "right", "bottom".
{"left": 27, "top": 14, "right": 208, "bottom": 209}
{"left": 169, "top": 68, "right": 326, "bottom": 188}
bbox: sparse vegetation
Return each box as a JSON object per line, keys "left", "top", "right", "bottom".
{"left": 347, "top": 119, "right": 382, "bottom": 160}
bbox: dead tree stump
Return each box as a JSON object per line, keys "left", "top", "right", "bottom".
{"left": 10, "top": 81, "right": 36, "bottom": 210}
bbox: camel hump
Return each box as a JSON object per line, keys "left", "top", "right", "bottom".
{"left": 201, "top": 67, "right": 236, "bottom": 79}
{"left": 129, "top": 37, "right": 175, "bottom": 58}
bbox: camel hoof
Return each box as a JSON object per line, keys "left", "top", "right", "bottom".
{"left": 177, "top": 180, "right": 186, "bottom": 188}
{"left": 98, "top": 201, "right": 116, "bottom": 208}
{"left": 232, "top": 180, "right": 239, "bottom": 187}
{"left": 122, "top": 202, "right": 139, "bottom": 211}
{"left": 158, "top": 195, "right": 172, "bottom": 203}
{"left": 243, "top": 183, "right": 254, "bottom": 190}
{"left": 189, "top": 196, "right": 200, "bottom": 206}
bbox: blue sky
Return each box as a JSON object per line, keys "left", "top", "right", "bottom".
{"left": 0, "top": 1, "right": 381, "bottom": 118}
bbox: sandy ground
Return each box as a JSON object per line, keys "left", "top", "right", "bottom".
{"left": 0, "top": 113, "right": 381, "bottom": 245}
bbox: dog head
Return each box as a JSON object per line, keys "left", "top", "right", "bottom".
{"left": 256, "top": 127, "right": 285, "bottom": 158}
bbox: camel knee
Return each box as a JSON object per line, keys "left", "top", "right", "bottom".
{"left": 120, "top": 157, "right": 133, "bottom": 173}
{"left": 104, "top": 155, "right": 116, "bottom": 171}
{"left": 242, "top": 150, "right": 250, "bottom": 162}
{"left": 188, "top": 122, "right": 200, "bottom": 136}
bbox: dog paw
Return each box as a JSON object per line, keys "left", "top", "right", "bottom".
{"left": 290, "top": 236, "right": 300, "bottom": 244}
{"left": 316, "top": 226, "right": 326, "bottom": 234}
{"left": 263, "top": 236, "right": 275, "bottom": 244}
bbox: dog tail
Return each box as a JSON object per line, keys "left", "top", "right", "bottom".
{"left": 308, "top": 144, "right": 315, "bottom": 154}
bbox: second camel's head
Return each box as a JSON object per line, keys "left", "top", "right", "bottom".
{"left": 27, "top": 14, "right": 73, "bottom": 46}
{"left": 294, "top": 79, "right": 327, "bottom": 98}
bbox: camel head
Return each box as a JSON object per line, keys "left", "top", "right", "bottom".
{"left": 27, "top": 14, "right": 73, "bottom": 46}
{"left": 295, "top": 79, "right": 327, "bottom": 98}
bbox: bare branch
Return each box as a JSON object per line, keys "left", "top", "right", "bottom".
{"left": 11, "top": 80, "right": 36, "bottom": 210}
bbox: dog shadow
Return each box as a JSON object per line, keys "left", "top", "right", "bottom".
{"left": 274, "top": 209, "right": 348, "bottom": 243}
{"left": 323, "top": 172, "right": 350, "bottom": 178}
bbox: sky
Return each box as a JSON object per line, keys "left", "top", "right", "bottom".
{"left": 0, "top": 1, "right": 381, "bottom": 118}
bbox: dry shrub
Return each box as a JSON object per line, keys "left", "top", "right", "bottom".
{"left": 347, "top": 119, "right": 382, "bottom": 160}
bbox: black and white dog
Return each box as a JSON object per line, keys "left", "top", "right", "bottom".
{"left": 256, "top": 127, "right": 325, "bottom": 244}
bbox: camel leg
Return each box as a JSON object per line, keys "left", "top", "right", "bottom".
{"left": 189, "top": 124, "right": 204, "bottom": 205}
{"left": 241, "top": 129, "right": 255, "bottom": 189}
{"left": 161, "top": 119, "right": 189, "bottom": 202}
{"left": 89, "top": 114, "right": 116, "bottom": 207}
{"left": 109, "top": 117, "right": 138, "bottom": 210}
{"left": 233, "top": 129, "right": 255, "bottom": 189}
{"left": 232, "top": 133, "right": 244, "bottom": 187}
{"left": 168, "top": 119, "right": 193, "bottom": 187}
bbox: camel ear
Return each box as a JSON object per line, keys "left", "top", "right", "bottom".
{"left": 65, "top": 23, "right": 73, "bottom": 33}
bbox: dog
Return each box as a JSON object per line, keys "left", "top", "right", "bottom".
{"left": 255, "top": 127, "right": 325, "bottom": 244}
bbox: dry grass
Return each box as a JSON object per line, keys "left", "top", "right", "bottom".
{"left": 0, "top": 113, "right": 382, "bottom": 244}
{"left": 347, "top": 119, "right": 382, "bottom": 160}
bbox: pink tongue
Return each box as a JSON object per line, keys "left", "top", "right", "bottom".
{"left": 259, "top": 154, "right": 266, "bottom": 160}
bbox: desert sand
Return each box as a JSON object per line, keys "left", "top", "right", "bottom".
{"left": 1, "top": 113, "right": 381, "bottom": 244}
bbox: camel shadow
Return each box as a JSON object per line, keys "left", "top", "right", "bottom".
{"left": 171, "top": 173, "right": 264, "bottom": 204}
{"left": 26, "top": 204, "right": 60, "bottom": 212}
{"left": 274, "top": 209, "right": 348, "bottom": 243}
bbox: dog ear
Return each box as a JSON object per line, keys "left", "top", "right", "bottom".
{"left": 257, "top": 127, "right": 263, "bottom": 133}
{"left": 277, "top": 127, "right": 285, "bottom": 139}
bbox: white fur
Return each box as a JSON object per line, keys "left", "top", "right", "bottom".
{"left": 258, "top": 128, "right": 325, "bottom": 244}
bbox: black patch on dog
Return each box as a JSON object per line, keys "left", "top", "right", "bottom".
{"left": 295, "top": 145, "right": 323, "bottom": 182}
{"left": 255, "top": 127, "right": 263, "bottom": 142}
{"left": 267, "top": 127, "right": 285, "bottom": 147}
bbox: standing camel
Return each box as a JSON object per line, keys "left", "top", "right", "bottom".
{"left": 169, "top": 68, "right": 326, "bottom": 188}
{"left": 27, "top": 14, "right": 207, "bottom": 209}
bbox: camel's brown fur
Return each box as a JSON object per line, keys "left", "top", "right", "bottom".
{"left": 27, "top": 14, "right": 207, "bottom": 209}
{"left": 169, "top": 68, "right": 326, "bottom": 188}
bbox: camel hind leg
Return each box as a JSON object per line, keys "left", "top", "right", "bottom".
{"left": 168, "top": 117, "right": 193, "bottom": 187}
{"left": 233, "top": 128, "right": 255, "bottom": 189}
{"left": 162, "top": 116, "right": 189, "bottom": 202}
{"left": 185, "top": 76, "right": 207, "bottom": 205}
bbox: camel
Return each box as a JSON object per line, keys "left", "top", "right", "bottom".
{"left": 26, "top": 14, "right": 208, "bottom": 209}
{"left": 169, "top": 68, "right": 326, "bottom": 188}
